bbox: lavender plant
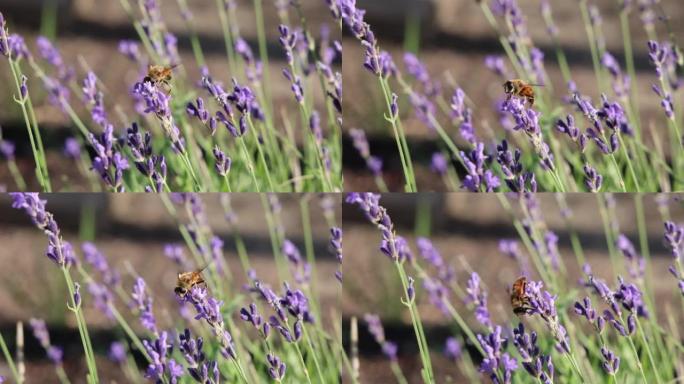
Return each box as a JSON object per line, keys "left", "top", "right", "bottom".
{"left": 1, "top": 192, "right": 341, "bottom": 383}
{"left": 344, "top": 192, "right": 684, "bottom": 383}
{"left": 0, "top": 0, "right": 341, "bottom": 192}
{"left": 341, "top": 0, "right": 683, "bottom": 192}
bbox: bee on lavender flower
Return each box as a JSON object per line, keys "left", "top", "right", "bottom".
{"left": 174, "top": 264, "right": 208, "bottom": 298}
{"left": 143, "top": 64, "right": 178, "bottom": 90}
{"left": 503, "top": 79, "right": 543, "bottom": 107}
{"left": 509, "top": 276, "right": 533, "bottom": 315}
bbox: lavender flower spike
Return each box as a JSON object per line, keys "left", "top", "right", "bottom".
{"left": 11, "top": 193, "right": 76, "bottom": 267}
{"left": 466, "top": 272, "right": 492, "bottom": 329}
{"left": 29, "top": 318, "right": 64, "bottom": 366}
{"left": 364, "top": 314, "right": 398, "bottom": 361}
{"left": 349, "top": 128, "right": 383, "bottom": 176}
{"left": 477, "top": 326, "right": 518, "bottom": 384}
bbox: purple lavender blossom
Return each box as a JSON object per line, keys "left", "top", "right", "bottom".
{"left": 616, "top": 235, "right": 645, "bottom": 279}
{"left": 485, "top": 55, "right": 509, "bottom": 78}
{"left": 404, "top": 52, "right": 439, "bottom": 96}
{"left": 89, "top": 124, "right": 130, "bottom": 191}
{"left": 0, "top": 139, "right": 14, "bottom": 160}
{"left": 212, "top": 146, "right": 231, "bottom": 177}
{"left": 583, "top": 164, "right": 603, "bottom": 192}
{"left": 143, "top": 331, "right": 184, "bottom": 382}
{"left": 512, "top": 323, "right": 554, "bottom": 382}
{"left": 555, "top": 114, "right": 586, "bottom": 152}
{"left": 496, "top": 140, "right": 536, "bottom": 193}
{"left": 88, "top": 281, "right": 114, "bottom": 318}
{"left": 346, "top": 193, "right": 406, "bottom": 263}
{"left": 11, "top": 193, "right": 77, "bottom": 267}
{"left": 667, "top": 266, "right": 684, "bottom": 297}
{"left": 267, "top": 353, "right": 286, "bottom": 382}
{"left": 280, "top": 283, "right": 314, "bottom": 324}
{"left": 652, "top": 84, "right": 675, "bottom": 120}
{"left": 131, "top": 277, "right": 158, "bottom": 334}
{"left": 126, "top": 122, "right": 167, "bottom": 191}
{"left": 82, "top": 242, "right": 120, "bottom": 286}
{"left": 283, "top": 68, "right": 305, "bottom": 104}
{"left": 574, "top": 296, "right": 604, "bottom": 333}
{"left": 309, "top": 110, "right": 323, "bottom": 144}
{"left": 460, "top": 142, "right": 500, "bottom": 192}
{"left": 466, "top": 272, "right": 492, "bottom": 329}
{"left": 186, "top": 97, "right": 210, "bottom": 125}
{"left": 0, "top": 13, "right": 9, "bottom": 57}
{"left": 525, "top": 280, "right": 570, "bottom": 353}
{"left": 499, "top": 239, "right": 530, "bottom": 276}
{"left": 282, "top": 240, "right": 311, "bottom": 285}
{"left": 164, "top": 244, "right": 189, "bottom": 267}
{"left": 407, "top": 276, "right": 415, "bottom": 301}
{"left": 602, "top": 52, "right": 631, "bottom": 99}
{"left": 648, "top": 40, "right": 681, "bottom": 90}
{"left": 664, "top": 221, "right": 683, "bottom": 260}
{"left": 19, "top": 74, "right": 27, "bottom": 99}
{"left": 240, "top": 302, "right": 269, "bottom": 338}
{"left": 82, "top": 71, "right": 108, "bottom": 127}
{"left": 330, "top": 227, "right": 342, "bottom": 282}
{"left": 349, "top": 128, "right": 383, "bottom": 176}
{"left": 73, "top": 282, "right": 81, "bottom": 307}
{"left": 118, "top": 40, "right": 141, "bottom": 62}
{"left": 430, "top": 153, "right": 448, "bottom": 176}
{"left": 600, "top": 347, "right": 620, "bottom": 376}
{"left": 477, "top": 326, "right": 518, "bottom": 384}
{"left": 422, "top": 276, "right": 450, "bottom": 316}
{"left": 36, "top": 36, "right": 73, "bottom": 82}
{"left": 7, "top": 34, "right": 30, "bottom": 60}
{"left": 132, "top": 81, "right": 185, "bottom": 153}
{"left": 108, "top": 342, "right": 127, "bottom": 364}
{"left": 63, "top": 137, "right": 81, "bottom": 159}
{"left": 598, "top": 94, "right": 632, "bottom": 136}
{"left": 182, "top": 286, "right": 237, "bottom": 360}
{"left": 179, "top": 328, "right": 221, "bottom": 383}
{"left": 444, "top": 337, "right": 462, "bottom": 362}
{"left": 502, "top": 98, "right": 555, "bottom": 170}
{"left": 364, "top": 313, "right": 397, "bottom": 361}
{"left": 29, "top": 318, "right": 63, "bottom": 365}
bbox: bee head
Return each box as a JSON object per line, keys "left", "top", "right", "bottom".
{"left": 174, "top": 287, "right": 187, "bottom": 297}
{"left": 503, "top": 81, "right": 515, "bottom": 94}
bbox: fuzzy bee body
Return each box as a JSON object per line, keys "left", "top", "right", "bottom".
{"left": 510, "top": 276, "right": 533, "bottom": 315}
{"left": 174, "top": 268, "right": 207, "bottom": 298}
{"left": 144, "top": 64, "right": 177, "bottom": 89}
{"left": 503, "top": 79, "right": 540, "bottom": 107}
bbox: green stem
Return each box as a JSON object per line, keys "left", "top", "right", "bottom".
{"left": 239, "top": 137, "right": 260, "bottom": 191}
{"left": 395, "top": 262, "right": 434, "bottom": 383}
{"left": 378, "top": 76, "right": 416, "bottom": 191}
{"left": 8, "top": 60, "right": 50, "bottom": 191}
{"left": 635, "top": 317, "right": 662, "bottom": 384}
{"left": 61, "top": 267, "right": 98, "bottom": 382}
{"left": 0, "top": 331, "right": 21, "bottom": 383}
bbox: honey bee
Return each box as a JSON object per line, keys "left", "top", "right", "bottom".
{"left": 143, "top": 64, "right": 178, "bottom": 88}
{"left": 509, "top": 276, "right": 533, "bottom": 315}
{"left": 503, "top": 79, "right": 543, "bottom": 106}
{"left": 174, "top": 265, "right": 208, "bottom": 297}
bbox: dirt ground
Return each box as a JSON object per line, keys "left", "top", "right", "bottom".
{"left": 0, "top": 193, "right": 341, "bottom": 382}
{"left": 343, "top": 193, "right": 684, "bottom": 382}
{"left": 343, "top": 0, "right": 684, "bottom": 191}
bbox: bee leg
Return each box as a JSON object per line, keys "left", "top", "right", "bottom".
{"left": 527, "top": 96, "right": 535, "bottom": 107}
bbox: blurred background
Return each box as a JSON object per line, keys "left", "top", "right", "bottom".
{"left": 343, "top": 0, "right": 684, "bottom": 191}
{"left": 0, "top": 0, "right": 339, "bottom": 191}
{"left": 0, "top": 193, "right": 340, "bottom": 381}
{"left": 342, "top": 193, "right": 684, "bottom": 382}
